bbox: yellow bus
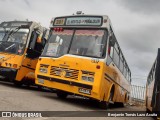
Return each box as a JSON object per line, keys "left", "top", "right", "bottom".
{"left": 35, "top": 12, "right": 131, "bottom": 109}
{"left": 0, "top": 21, "right": 48, "bottom": 87}
{"left": 146, "top": 48, "right": 160, "bottom": 116}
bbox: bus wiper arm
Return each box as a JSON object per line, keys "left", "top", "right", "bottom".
{"left": 3, "top": 26, "right": 21, "bottom": 41}
{"left": 5, "top": 43, "right": 15, "bottom": 50}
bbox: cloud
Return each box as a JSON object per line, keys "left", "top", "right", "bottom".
{"left": 117, "top": 21, "right": 160, "bottom": 85}
{"left": 0, "top": 0, "right": 160, "bottom": 86}
{"left": 23, "top": 0, "right": 31, "bottom": 7}
{"left": 116, "top": 0, "right": 160, "bottom": 15}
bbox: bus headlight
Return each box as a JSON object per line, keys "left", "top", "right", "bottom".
{"left": 39, "top": 68, "right": 48, "bottom": 73}
{"left": 81, "top": 76, "right": 94, "bottom": 82}
{"left": 88, "top": 77, "right": 94, "bottom": 82}
{"left": 82, "top": 76, "right": 88, "bottom": 81}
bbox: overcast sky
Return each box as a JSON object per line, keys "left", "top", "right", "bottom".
{"left": 0, "top": 0, "right": 160, "bottom": 86}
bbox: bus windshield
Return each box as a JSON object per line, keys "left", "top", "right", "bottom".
{"left": 0, "top": 31, "right": 5, "bottom": 41}
{"left": 0, "top": 28, "right": 29, "bottom": 55}
{"left": 42, "top": 29, "right": 106, "bottom": 58}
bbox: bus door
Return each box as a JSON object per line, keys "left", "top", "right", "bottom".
{"left": 15, "top": 29, "right": 46, "bottom": 83}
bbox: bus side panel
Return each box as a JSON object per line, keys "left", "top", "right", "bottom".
{"left": 152, "top": 48, "right": 160, "bottom": 111}
{"left": 0, "top": 53, "right": 23, "bottom": 80}
{"left": 103, "top": 61, "right": 130, "bottom": 103}
{"left": 103, "top": 63, "right": 115, "bottom": 102}
{"left": 146, "top": 84, "right": 152, "bottom": 111}
{"left": 16, "top": 58, "right": 38, "bottom": 82}
{"left": 146, "top": 82, "right": 154, "bottom": 111}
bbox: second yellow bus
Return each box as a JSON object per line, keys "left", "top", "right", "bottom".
{"left": 35, "top": 12, "right": 131, "bottom": 109}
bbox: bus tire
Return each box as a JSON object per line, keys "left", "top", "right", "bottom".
{"left": 99, "top": 89, "right": 114, "bottom": 109}
{"left": 56, "top": 90, "right": 68, "bottom": 99}
{"left": 119, "top": 102, "right": 124, "bottom": 107}
{"left": 98, "top": 101, "right": 109, "bottom": 109}
{"left": 13, "top": 80, "right": 23, "bottom": 87}
{"left": 125, "top": 94, "right": 127, "bottom": 103}
{"left": 37, "top": 85, "right": 43, "bottom": 90}
{"left": 114, "top": 102, "right": 124, "bottom": 107}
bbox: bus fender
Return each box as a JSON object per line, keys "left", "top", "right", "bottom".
{"left": 106, "top": 84, "right": 115, "bottom": 101}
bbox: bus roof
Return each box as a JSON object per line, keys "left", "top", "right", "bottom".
{"left": 0, "top": 21, "right": 33, "bottom": 28}
{"left": 50, "top": 14, "right": 110, "bottom": 28}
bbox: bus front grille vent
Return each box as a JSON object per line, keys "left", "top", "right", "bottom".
{"left": 50, "top": 66, "right": 79, "bottom": 80}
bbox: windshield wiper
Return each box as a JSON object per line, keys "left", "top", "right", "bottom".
{"left": 5, "top": 43, "right": 16, "bottom": 51}
{"left": 2, "top": 25, "right": 28, "bottom": 41}
{"left": 0, "top": 27, "right": 10, "bottom": 41}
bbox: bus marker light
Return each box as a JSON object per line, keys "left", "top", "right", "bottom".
{"left": 53, "top": 27, "right": 63, "bottom": 32}
{"left": 9, "top": 63, "right": 12, "bottom": 67}
{"left": 104, "top": 19, "right": 107, "bottom": 23}
{"left": 96, "top": 65, "right": 100, "bottom": 69}
{"left": 5, "top": 63, "right": 8, "bottom": 67}
{"left": 56, "top": 28, "right": 59, "bottom": 31}
{"left": 13, "top": 64, "right": 18, "bottom": 68}
{"left": 59, "top": 28, "right": 63, "bottom": 31}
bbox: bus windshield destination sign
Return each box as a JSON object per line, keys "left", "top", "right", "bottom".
{"left": 54, "top": 18, "right": 65, "bottom": 26}
{"left": 66, "top": 17, "right": 102, "bottom": 26}
{"left": 54, "top": 17, "right": 102, "bottom": 26}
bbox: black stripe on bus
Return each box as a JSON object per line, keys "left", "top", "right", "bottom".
{"left": 105, "top": 73, "right": 114, "bottom": 81}
{"left": 104, "top": 73, "right": 129, "bottom": 93}
{"left": 37, "top": 75, "right": 92, "bottom": 90}
{"left": 22, "top": 65, "right": 35, "bottom": 70}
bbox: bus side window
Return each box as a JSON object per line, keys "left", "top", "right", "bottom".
{"left": 27, "top": 30, "right": 42, "bottom": 59}
{"left": 119, "top": 53, "right": 124, "bottom": 73}
{"left": 29, "top": 30, "right": 38, "bottom": 50}
{"left": 113, "top": 43, "right": 120, "bottom": 67}
{"left": 129, "top": 72, "right": 131, "bottom": 83}
{"left": 123, "top": 64, "right": 127, "bottom": 78}
{"left": 108, "top": 37, "right": 114, "bottom": 58}
{"left": 106, "top": 32, "right": 115, "bottom": 66}
{"left": 108, "top": 26, "right": 115, "bottom": 58}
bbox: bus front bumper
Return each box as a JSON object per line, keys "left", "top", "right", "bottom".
{"left": 0, "top": 67, "right": 17, "bottom": 80}
{"left": 36, "top": 75, "right": 99, "bottom": 99}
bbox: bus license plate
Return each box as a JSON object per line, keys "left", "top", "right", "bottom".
{"left": 79, "top": 88, "right": 91, "bottom": 95}
{"left": 38, "top": 79, "right": 44, "bottom": 84}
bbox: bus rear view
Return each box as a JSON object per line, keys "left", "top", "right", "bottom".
{"left": 35, "top": 12, "right": 131, "bottom": 109}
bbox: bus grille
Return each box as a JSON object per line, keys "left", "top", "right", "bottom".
{"left": 50, "top": 66, "right": 79, "bottom": 80}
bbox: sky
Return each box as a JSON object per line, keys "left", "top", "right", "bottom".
{"left": 0, "top": 0, "right": 160, "bottom": 86}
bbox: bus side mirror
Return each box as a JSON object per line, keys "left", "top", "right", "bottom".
{"left": 30, "top": 31, "right": 38, "bottom": 50}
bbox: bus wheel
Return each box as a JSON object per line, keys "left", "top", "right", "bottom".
{"left": 98, "top": 101, "right": 109, "bottom": 109}
{"left": 99, "top": 91, "right": 114, "bottom": 109}
{"left": 114, "top": 102, "right": 124, "bottom": 107}
{"left": 56, "top": 90, "right": 68, "bottom": 99}
{"left": 13, "top": 80, "right": 23, "bottom": 87}
{"left": 98, "top": 94, "right": 113, "bottom": 109}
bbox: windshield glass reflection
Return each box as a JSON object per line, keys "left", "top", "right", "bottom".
{"left": 0, "top": 28, "right": 29, "bottom": 55}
